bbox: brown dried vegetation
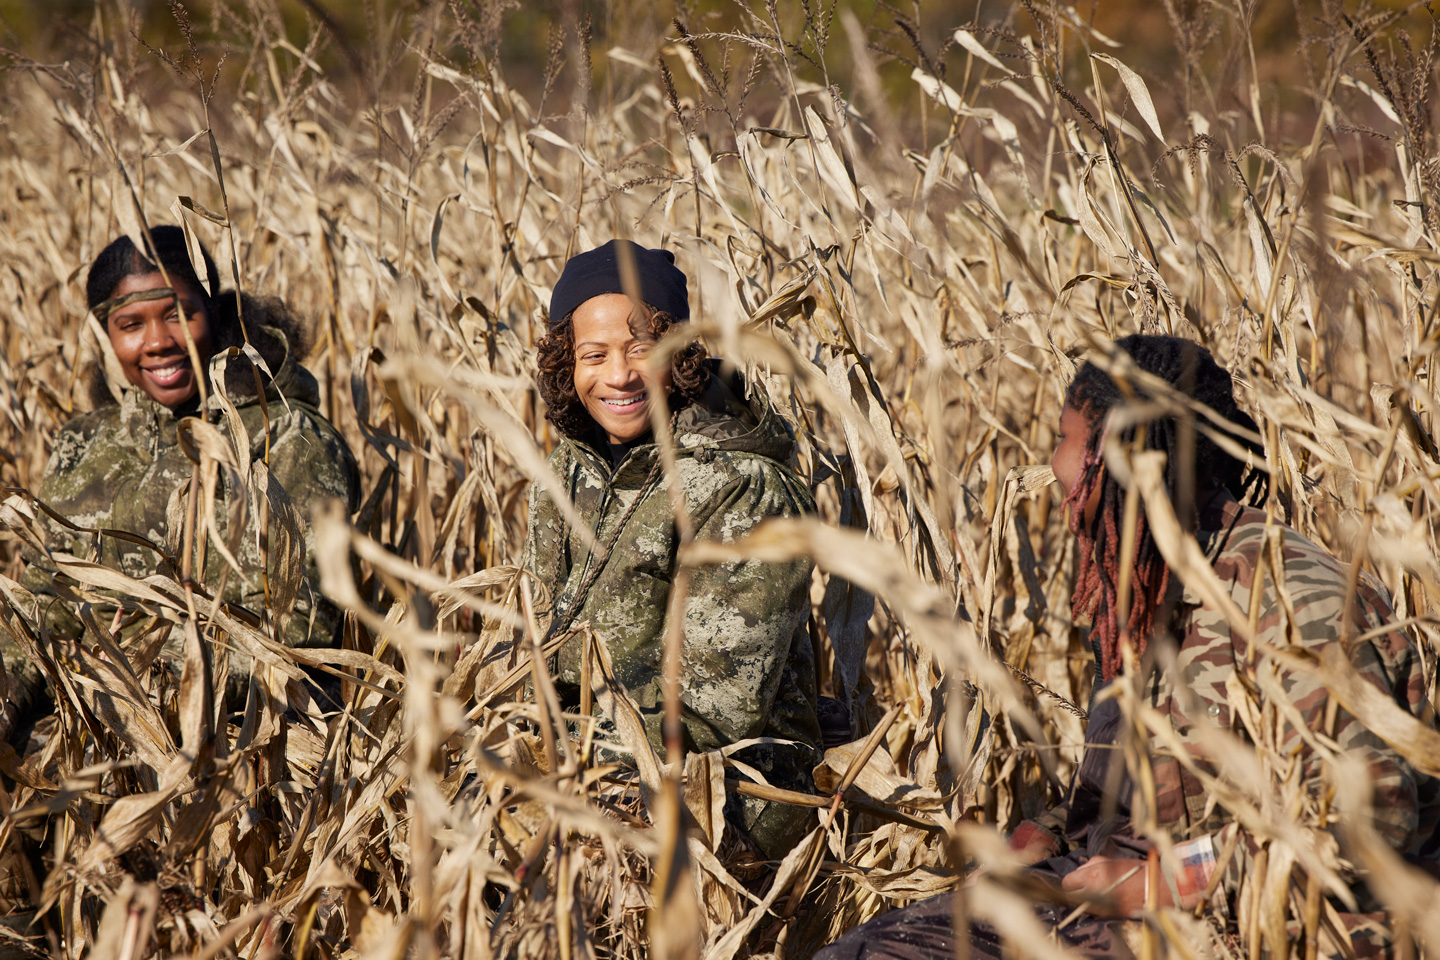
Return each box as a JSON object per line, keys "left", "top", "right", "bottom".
{"left": 0, "top": 1, "right": 1438, "bottom": 958}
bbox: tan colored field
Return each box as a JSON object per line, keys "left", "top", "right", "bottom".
{"left": 0, "top": 1, "right": 1438, "bottom": 957}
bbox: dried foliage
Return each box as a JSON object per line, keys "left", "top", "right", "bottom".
{"left": 0, "top": 1, "right": 1438, "bottom": 958}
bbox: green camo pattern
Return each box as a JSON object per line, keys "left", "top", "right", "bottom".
{"left": 13, "top": 349, "right": 360, "bottom": 710}
{"left": 525, "top": 370, "right": 822, "bottom": 855}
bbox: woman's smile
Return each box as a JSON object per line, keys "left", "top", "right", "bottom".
{"left": 105, "top": 272, "right": 214, "bottom": 408}
{"left": 570, "top": 293, "right": 671, "bottom": 444}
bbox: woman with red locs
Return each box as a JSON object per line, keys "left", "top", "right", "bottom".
{"left": 817, "top": 334, "right": 1439, "bottom": 959}
{"left": 1049, "top": 334, "right": 1237, "bottom": 694}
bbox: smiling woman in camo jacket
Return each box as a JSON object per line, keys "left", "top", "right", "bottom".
{"left": 525, "top": 239, "right": 822, "bottom": 858}
{"left": 7, "top": 226, "right": 359, "bottom": 742}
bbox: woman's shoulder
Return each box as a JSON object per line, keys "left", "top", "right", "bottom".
{"left": 1209, "top": 501, "right": 1345, "bottom": 580}
{"left": 61, "top": 401, "right": 125, "bottom": 433}
{"left": 36, "top": 404, "right": 144, "bottom": 515}
{"left": 677, "top": 445, "right": 814, "bottom": 519}
{"left": 1232, "top": 507, "right": 1348, "bottom": 585}
{"left": 681, "top": 443, "right": 800, "bottom": 481}
{"left": 1209, "top": 500, "right": 1387, "bottom": 641}
{"left": 233, "top": 364, "right": 341, "bottom": 436}
{"left": 44, "top": 404, "right": 126, "bottom": 476}
{"left": 227, "top": 365, "right": 360, "bottom": 501}
{"left": 547, "top": 439, "right": 580, "bottom": 469}
{"left": 526, "top": 440, "right": 603, "bottom": 524}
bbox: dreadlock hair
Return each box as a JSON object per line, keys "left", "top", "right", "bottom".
{"left": 1063, "top": 334, "right": 1266, "bottom": 682}
{"left": 84, "top": 227, "right": 309, "bottom": 408}
{"left": 535, "top": 303, "right": 711, "bottom": 439}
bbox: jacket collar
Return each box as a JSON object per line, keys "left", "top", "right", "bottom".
{"left": 1178, "top": 490, "right": 1257, "bottom": 606}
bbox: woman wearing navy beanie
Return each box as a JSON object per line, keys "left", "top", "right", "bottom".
{"left": 526, "top": 239, "right": 823, "bottom": 858}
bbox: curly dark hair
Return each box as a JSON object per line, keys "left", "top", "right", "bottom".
{"left": 84, "top": 226, "right": 310, "bottom": 408}
{"left": 1062, "top": 334, "right": 1266, "bottom": 682}
{"left": 536, "top": 304, "right": 710, "bottom": 439}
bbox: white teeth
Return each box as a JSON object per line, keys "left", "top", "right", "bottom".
{"left": 604, "top": 397, "right": 641, "bottom": 407}
{"left": 146, "top": 362, "right": 189, "bottom": 384}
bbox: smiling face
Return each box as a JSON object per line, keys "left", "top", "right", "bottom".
{"left": 570, "top": 293, "right": 671, "bottom": 444}
{"left": 105, "top": 272, "right": 214, "bottom": 408}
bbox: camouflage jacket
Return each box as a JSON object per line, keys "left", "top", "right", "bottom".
{"left": 524, "top": 370, "right": 822, "bottom": 851}
{"left": 14, "top": 349, "right": 360, "bottom": 706}
{"left": 1021, "top": 493, "right": 1439, "bottom": 951}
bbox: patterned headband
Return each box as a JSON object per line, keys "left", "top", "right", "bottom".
{"left": 91, "top": 286, "right": 178, "bottom": 322}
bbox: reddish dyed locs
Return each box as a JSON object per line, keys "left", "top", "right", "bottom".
{"left": 1061, "top": 420, "right": 1171, "bottom": 683}
{"left": 1058, "top": 334, "right": 1266, "bottom": 683}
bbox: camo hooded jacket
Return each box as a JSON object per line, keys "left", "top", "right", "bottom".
{"left": 524, "top": 368, "right": 823, "bottom": 852}
{"left": 13, "top": 347, "right": 360, "bottom": 709}
{"left": 1018, "top": 492, "right": 1439, "bottom": 954}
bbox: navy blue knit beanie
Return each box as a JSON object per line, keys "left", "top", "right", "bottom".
{"left": 548, "top": 239, "right": 690, "bottom": 325}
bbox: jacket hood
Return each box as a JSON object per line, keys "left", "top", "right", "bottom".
{"left": 204, "top": 327, "right": 321, "bottom": 412}
{"left": 673, "top": 362, "right": 797, "bottom": 461}
{"left": 565, "top": 360, "right": 798, "bottom": 473}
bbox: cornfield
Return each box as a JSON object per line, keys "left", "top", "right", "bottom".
{"left": 0, "top": 0, "right": 1438, "bottom": 957}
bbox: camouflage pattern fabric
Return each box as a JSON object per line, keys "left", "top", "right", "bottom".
{"left": 817, "top": 492, "right": 1438, "bottom": 959}
{"left": 815, "top": 886, "right": 1137, "bottom": 960}
{"left": 12, "top": 348, "right": 360, "bottom": 718}
{"left": 1100, "top": 494, "right": 1433, "bottom": 957}
{"left": 1139, "top": 494, "right": 1437, "bottom": 955}
{"left": 524, "top": 369, "right": 822, "bottom": 857}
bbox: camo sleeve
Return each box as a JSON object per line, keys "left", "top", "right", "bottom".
{"left": 6, "top": 416, "right": 111, "bottom": 719}
{"left": 220, "top": 402, "right": 361, "bottom": 651}
{"left": 18, "top": 414, "right": 109, "bottom": 603}
{"left": 1159, "top": 518, "right": 1430, "bottom": 911}
{"left": 1272, "top": 564, "right": 1416, "bottom": 846}
{"left": 672, "top": 454, "right": 816, "bottom": 752}
{"left": 522, "top": 450, "right": 572, "bottom": 607}
{"left": 1237, "top": 527, "right": 1422, "bottom": 853}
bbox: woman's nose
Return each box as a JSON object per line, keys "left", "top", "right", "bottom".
{"left": 602, "top": 355, "right": 641, "bottom": 385}
{"left": 142, "top": 316, "right": 180, "bottom": 352}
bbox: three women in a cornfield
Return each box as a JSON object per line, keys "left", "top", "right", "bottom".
{"left": 9, "top": 227, "right": 1436, "bottom": 956}
{"left": 524, "top": 239, "right": 823, "bottom": 857}
{"left": 817, "top": 334, "right": 1439, "bottom": 959}
{"left": 5, "top": 227, "right": 359, "bottom": 742}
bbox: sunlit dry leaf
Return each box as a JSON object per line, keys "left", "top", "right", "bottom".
{"left": 953, "top": 29, "right": 1009, "bottom": 72}
{"left": 814, "top": 740, "right": 943, "bottom": 810}
{"left": 78, "top": 754, "right": 193, "bottom": 872}
{"left": 1092, "top": 53, "right": 1165, "bottom": 142}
